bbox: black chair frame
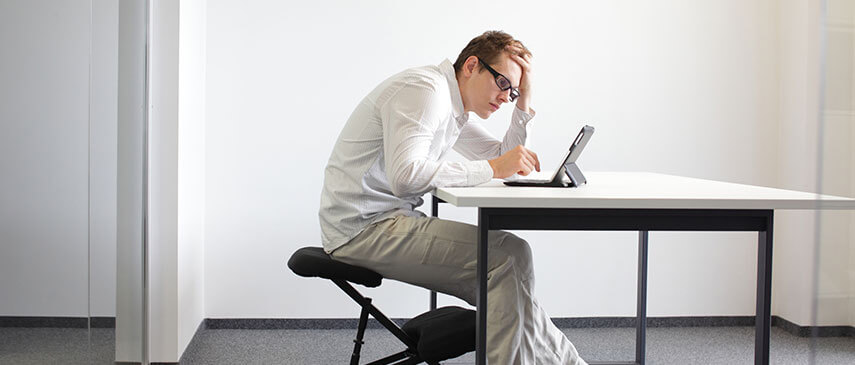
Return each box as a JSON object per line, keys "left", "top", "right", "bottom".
{"left": 332, "top": 278, "right": 440, "bottom": 365}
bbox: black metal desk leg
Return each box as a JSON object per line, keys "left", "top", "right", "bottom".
{"left": 637, "top": 231, "right": 649, "bottom": 365}
{"left": 430, "top": 196, "right": 439, "bottom": 311}
{"left": 755, "top": 213, "right": 773, "bottom": 364}
{"left": 476, "top": 208, "right": 489, "bottom": 365}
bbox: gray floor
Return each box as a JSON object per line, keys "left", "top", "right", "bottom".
{"left": 0, "top": 328, "right": 114, "bottom": 364}
{"left": 2, "top": 326, "right": 855, "bottom": 364}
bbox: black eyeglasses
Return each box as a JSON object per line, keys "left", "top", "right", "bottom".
{"left": 477, "top": 57, "right": 520, "bottom": 102}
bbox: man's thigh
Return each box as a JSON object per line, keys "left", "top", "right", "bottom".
{"left": 331, "top": 215, "right": 522, "bottom": 304}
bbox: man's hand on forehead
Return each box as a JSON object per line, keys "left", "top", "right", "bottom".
{"left": 506, "top": 45, "right": 534, "bottom": 114}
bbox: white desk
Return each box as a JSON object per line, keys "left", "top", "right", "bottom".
{"left": 431, "top": 172, "right": 855, "bottom": 365}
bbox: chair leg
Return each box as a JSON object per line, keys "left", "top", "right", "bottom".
{"left": 332, "top": 280, "right": 433, "bottom": 365}
{"left": 388, "top": 356, "right": 426, "bottom": 365}
{"left": 334, "top": 280, "right": 420, "bottom": 349}
{"left": 365, "top": 350, "right": 414, "bottom": 365}
{"left": 351, "top": 298, "right": 372, "bottom": 365}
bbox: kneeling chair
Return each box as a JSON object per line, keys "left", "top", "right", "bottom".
{"left": 288, "top": 247, "right": 476, "bottom": 365}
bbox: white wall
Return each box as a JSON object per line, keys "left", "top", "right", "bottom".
{"left": 816, "top": 0, "right": 855, "bottom": 327}
{"left": 0, "top": 0, "right": 91, "bottom": 317}
{"left": 177, "top": 0, "right": 207, "bottom": 356}
{"left": 204, "top": 0, "right": 788, "bottom": 319}
{"left": 773, "top": 0, "right": 855, "bottom": 329}
{"left": 90, "top": 0, "right": 120, "bottom": 319}
{"left": 0, "top": 0, "right": 212, "bottom": 360}
{"left": 0, "top": 0, "right": 119, "bottom": 320}
{"left": 772, "top": 0, "right": 824, "bottom": 329}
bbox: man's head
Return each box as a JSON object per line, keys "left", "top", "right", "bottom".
{"left": 454, "top": 31, "right": 532, "bottom": 119}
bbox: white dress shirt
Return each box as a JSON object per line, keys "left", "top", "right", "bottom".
{"left": 319, "top": 59, "right": 534, "bottom": 253}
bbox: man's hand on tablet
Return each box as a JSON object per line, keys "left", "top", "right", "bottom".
{"left": 488, "top": 145, "right": 541, "bottom": 179}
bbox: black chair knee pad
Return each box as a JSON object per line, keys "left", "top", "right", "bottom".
{"left": 287, "top": 247, "right": 382, "bottom": 288}
{"left": 402, "top": 306, "right": 476, "bottom": 362}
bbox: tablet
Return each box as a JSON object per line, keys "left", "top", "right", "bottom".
{"left": 503, "top": 125, "right": 594, "bottom": 187}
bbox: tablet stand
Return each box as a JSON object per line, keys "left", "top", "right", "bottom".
{"left": 546, "top": 161, "right": 587, "bottom": 187}
{"left": 564, "top": 161, "right": 587, "bottom": 187}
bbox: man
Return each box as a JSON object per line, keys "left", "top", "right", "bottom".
{"left": 319, "top": 31, "right": 587, "bottom": 365}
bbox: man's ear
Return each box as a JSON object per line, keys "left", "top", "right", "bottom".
{"left": 463, "top": 55, "right": 479, "bottom": 77}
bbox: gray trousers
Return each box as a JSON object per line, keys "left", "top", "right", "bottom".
{"left": 330, "top": 215, "right": 587, "bottom": 365}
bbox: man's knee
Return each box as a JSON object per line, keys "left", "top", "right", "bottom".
{"left": 493, "top": 232, "right": 534, "bottom": 277}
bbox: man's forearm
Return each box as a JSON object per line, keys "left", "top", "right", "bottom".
{"left": 515, "top": 96, "right": 532, "bottom": 115}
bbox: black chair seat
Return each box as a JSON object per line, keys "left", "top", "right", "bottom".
{"left": 287, "top": 247, "right": 382, "bottom": 288}
{"left": 402, "top": 306, "right": 476, "bottom": 362}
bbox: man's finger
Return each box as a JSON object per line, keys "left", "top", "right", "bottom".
{"left": 529, "top": 155, "right": 539, "bottom": 172}
{"left": 520, "top": 156, "right": 535, "bottom": 175}
{"left": 510, "top": 55, "right": 531, "bottom": 71}
{"left": 521, "top": 151, "right": 537, "bottom": 173}
{"left": 520, "top": 147, "right": 539, "bottom": 172}
{"left": 508, "top": 52, "right": 532, "bottom": 68}
{"left": 529, "top": 150, "right": 541, "bottom": 172}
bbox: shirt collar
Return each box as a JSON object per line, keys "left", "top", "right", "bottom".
{"left": 439, "top": 59, "right": 468, "bottom": 127}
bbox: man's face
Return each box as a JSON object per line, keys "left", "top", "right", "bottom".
{"left": 466, "top": 54, "right": 522, "bottom": 119}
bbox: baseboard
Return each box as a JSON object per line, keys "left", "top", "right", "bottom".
{"left": 202, "top": 316, "right": 760, "bottom": 330}
{"left": 90, "top": 316, "right": 116, "bottom": 328}
{"left": 0, "top": 316, "right": 116, "bottom": 328}
{"left": 204, "top": 315, "right": 854, "bottom": 338}
{"left": 772, "top": 315, "right": 855, "bottom": 337}
{"left": 552, "top": 316, "right": 758, "bottom": 328}
{"left": 5, "top": 315, "right": 853, "bottom": 339}
{"left": 204, "top": 317, "right": 409, "bottom": 330}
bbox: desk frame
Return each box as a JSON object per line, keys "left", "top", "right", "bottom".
{"left": 430, "top": 196, "right": 774, "bottom": 365}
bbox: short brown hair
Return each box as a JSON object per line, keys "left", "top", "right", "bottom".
{"left": 453, "top": 31, "right": 532, "bottom": 74}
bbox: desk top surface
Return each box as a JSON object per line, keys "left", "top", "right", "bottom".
{"left": 433, "top": 172, "right": 855, "bottom": 210}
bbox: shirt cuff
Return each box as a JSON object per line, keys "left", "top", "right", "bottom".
{"left": 465, "top": 160, "right": 494, "bottom": 186}
{"left": 512, "top": 105, "right": 535, "bottom": 128}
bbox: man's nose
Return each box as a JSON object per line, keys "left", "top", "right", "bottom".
{"left": 498, "top": 90, "right": 510, "bottom": 103}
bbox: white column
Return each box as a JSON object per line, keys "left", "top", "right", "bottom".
{"left": 137, "top": 0, "right": 207, "bottom": 361}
